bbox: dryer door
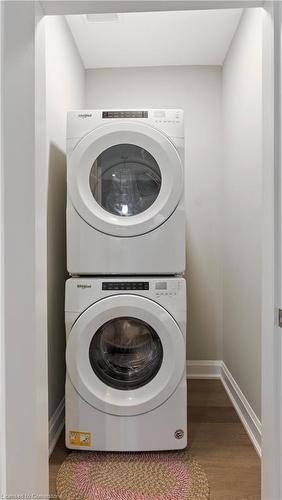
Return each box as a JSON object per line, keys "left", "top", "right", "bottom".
{"left": 66, "top": 295, "right": 185, "bottom": 416}
{"left": 68, "top": 122, "right": 183, "bottom": 237}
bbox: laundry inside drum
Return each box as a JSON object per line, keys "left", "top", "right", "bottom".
{"left": 89, "top": 317, "right": 163, "bottom": 390}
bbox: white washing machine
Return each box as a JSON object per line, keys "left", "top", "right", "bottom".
{"left": 67, "top": 109, "right": 185, "bottom": 275}
{"left": 65, "top": 276, "right": 187, "bottom": 451}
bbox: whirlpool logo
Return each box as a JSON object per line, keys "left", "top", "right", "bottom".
{"left": 78, "top": 113, "right": 92, "bottom": 119}
{"left": 77, "top": 284, "right": 92, "bottom": 289}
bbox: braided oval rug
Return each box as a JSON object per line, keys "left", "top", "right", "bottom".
{"left": 56, "top": 450, "right": 209, "bottom": 500}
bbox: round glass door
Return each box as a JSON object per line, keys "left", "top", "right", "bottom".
{"left": 66, "top": 294, "right": 185, "bottom": 416}
{"left": 68, "top": 122, "right": 183, "bottom": 237}
{"left": 89, "top": 317, "right": 163, "bottom": 390}
{"left": 89, "top": 144, "right": 161, "bottom": 217}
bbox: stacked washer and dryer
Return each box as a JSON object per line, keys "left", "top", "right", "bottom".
{"left": 65, "top": 109, "right": 187, "bottom": 451}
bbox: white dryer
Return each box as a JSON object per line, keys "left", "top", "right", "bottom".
{"left": 67, "top": 109, "right": 185, "bottom": 275}
{"left": 65, "top": 276, "right": 187, "bottom": 451}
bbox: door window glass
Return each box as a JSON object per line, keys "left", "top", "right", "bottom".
{"left": 89, "top": 144, "right": 161, "bottom": 216}
{"left": 89, "top": 317, "right": 163, "bottom": 390}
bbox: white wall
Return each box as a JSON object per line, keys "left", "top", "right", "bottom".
{"left": 86, "top": 66, "right": 223, "bottom": 360}
{"left": 45, "top": 16, "right": 85, "bottom": 423}
{"left": 222, "top": 8, "right": 263, "bottom": 419}
{"left": 1, "top": 1, "right": 49, "bottom": 495}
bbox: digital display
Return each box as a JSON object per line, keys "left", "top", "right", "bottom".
{"left": 102, "top": 282, "right": 149, "bottom": 291}
{"left": 154, "top": 110, "right": 166, "bottom": 118}
{"left": 155, "top": 282, "right": 167, "bottom": 290}
{"left": 102, "top": 111, "right": 148, "bottom": 119}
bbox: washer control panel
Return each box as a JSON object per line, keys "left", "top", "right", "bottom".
{"left": 66, "top": 278, "right": 186, "bottom": 313}
{"left": 100, "top": 280, "right": 182, "bottom": 295}
{"left": 154, "top": 280, "right": 182, "bottom": 297}
{"left": 102, "top": 281, "right": 149, "bottom": 291}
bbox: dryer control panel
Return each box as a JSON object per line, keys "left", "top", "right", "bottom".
{"left": 102, "top": 110, "right": 148, "bottom": 119}
{"left": 66, "top": 109, "right": 184, "bottom": 148}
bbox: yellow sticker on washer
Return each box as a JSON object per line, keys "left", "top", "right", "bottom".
{"left": 69, "top": 431, "right": 92, "bottom": 447}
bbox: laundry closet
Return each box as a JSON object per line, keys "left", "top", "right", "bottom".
{"left": 44, "top": 6, "right": 263, "bottom": 496}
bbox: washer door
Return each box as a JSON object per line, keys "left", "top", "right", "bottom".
{"left": 68, "top": 122, "right": 183, "bottom": 237}
{"left": 66, "top": 295, "right": 185, "bottom": 416}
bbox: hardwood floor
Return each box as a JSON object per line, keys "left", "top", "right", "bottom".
{"left": 188, "top": 380, "right": 260, "bottom": 500}
{"left": 49, "top": 379, "right": 261, "bottom": 499}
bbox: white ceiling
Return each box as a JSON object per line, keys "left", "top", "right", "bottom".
{"left": 66, "top": 9, "right": 243, "bottom": 69}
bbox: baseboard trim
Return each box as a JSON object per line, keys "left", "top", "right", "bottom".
{"left": 221, "top": 362, "right": 262, "bottom": 457}
{"left": 49, "top": 397, "right": 65, "bottom": 457}
{"left": 186, "top": 360, "right": 261, "bottom": 457}
{"left": 187, "top": 360, "right": 222, "bottom": 379}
